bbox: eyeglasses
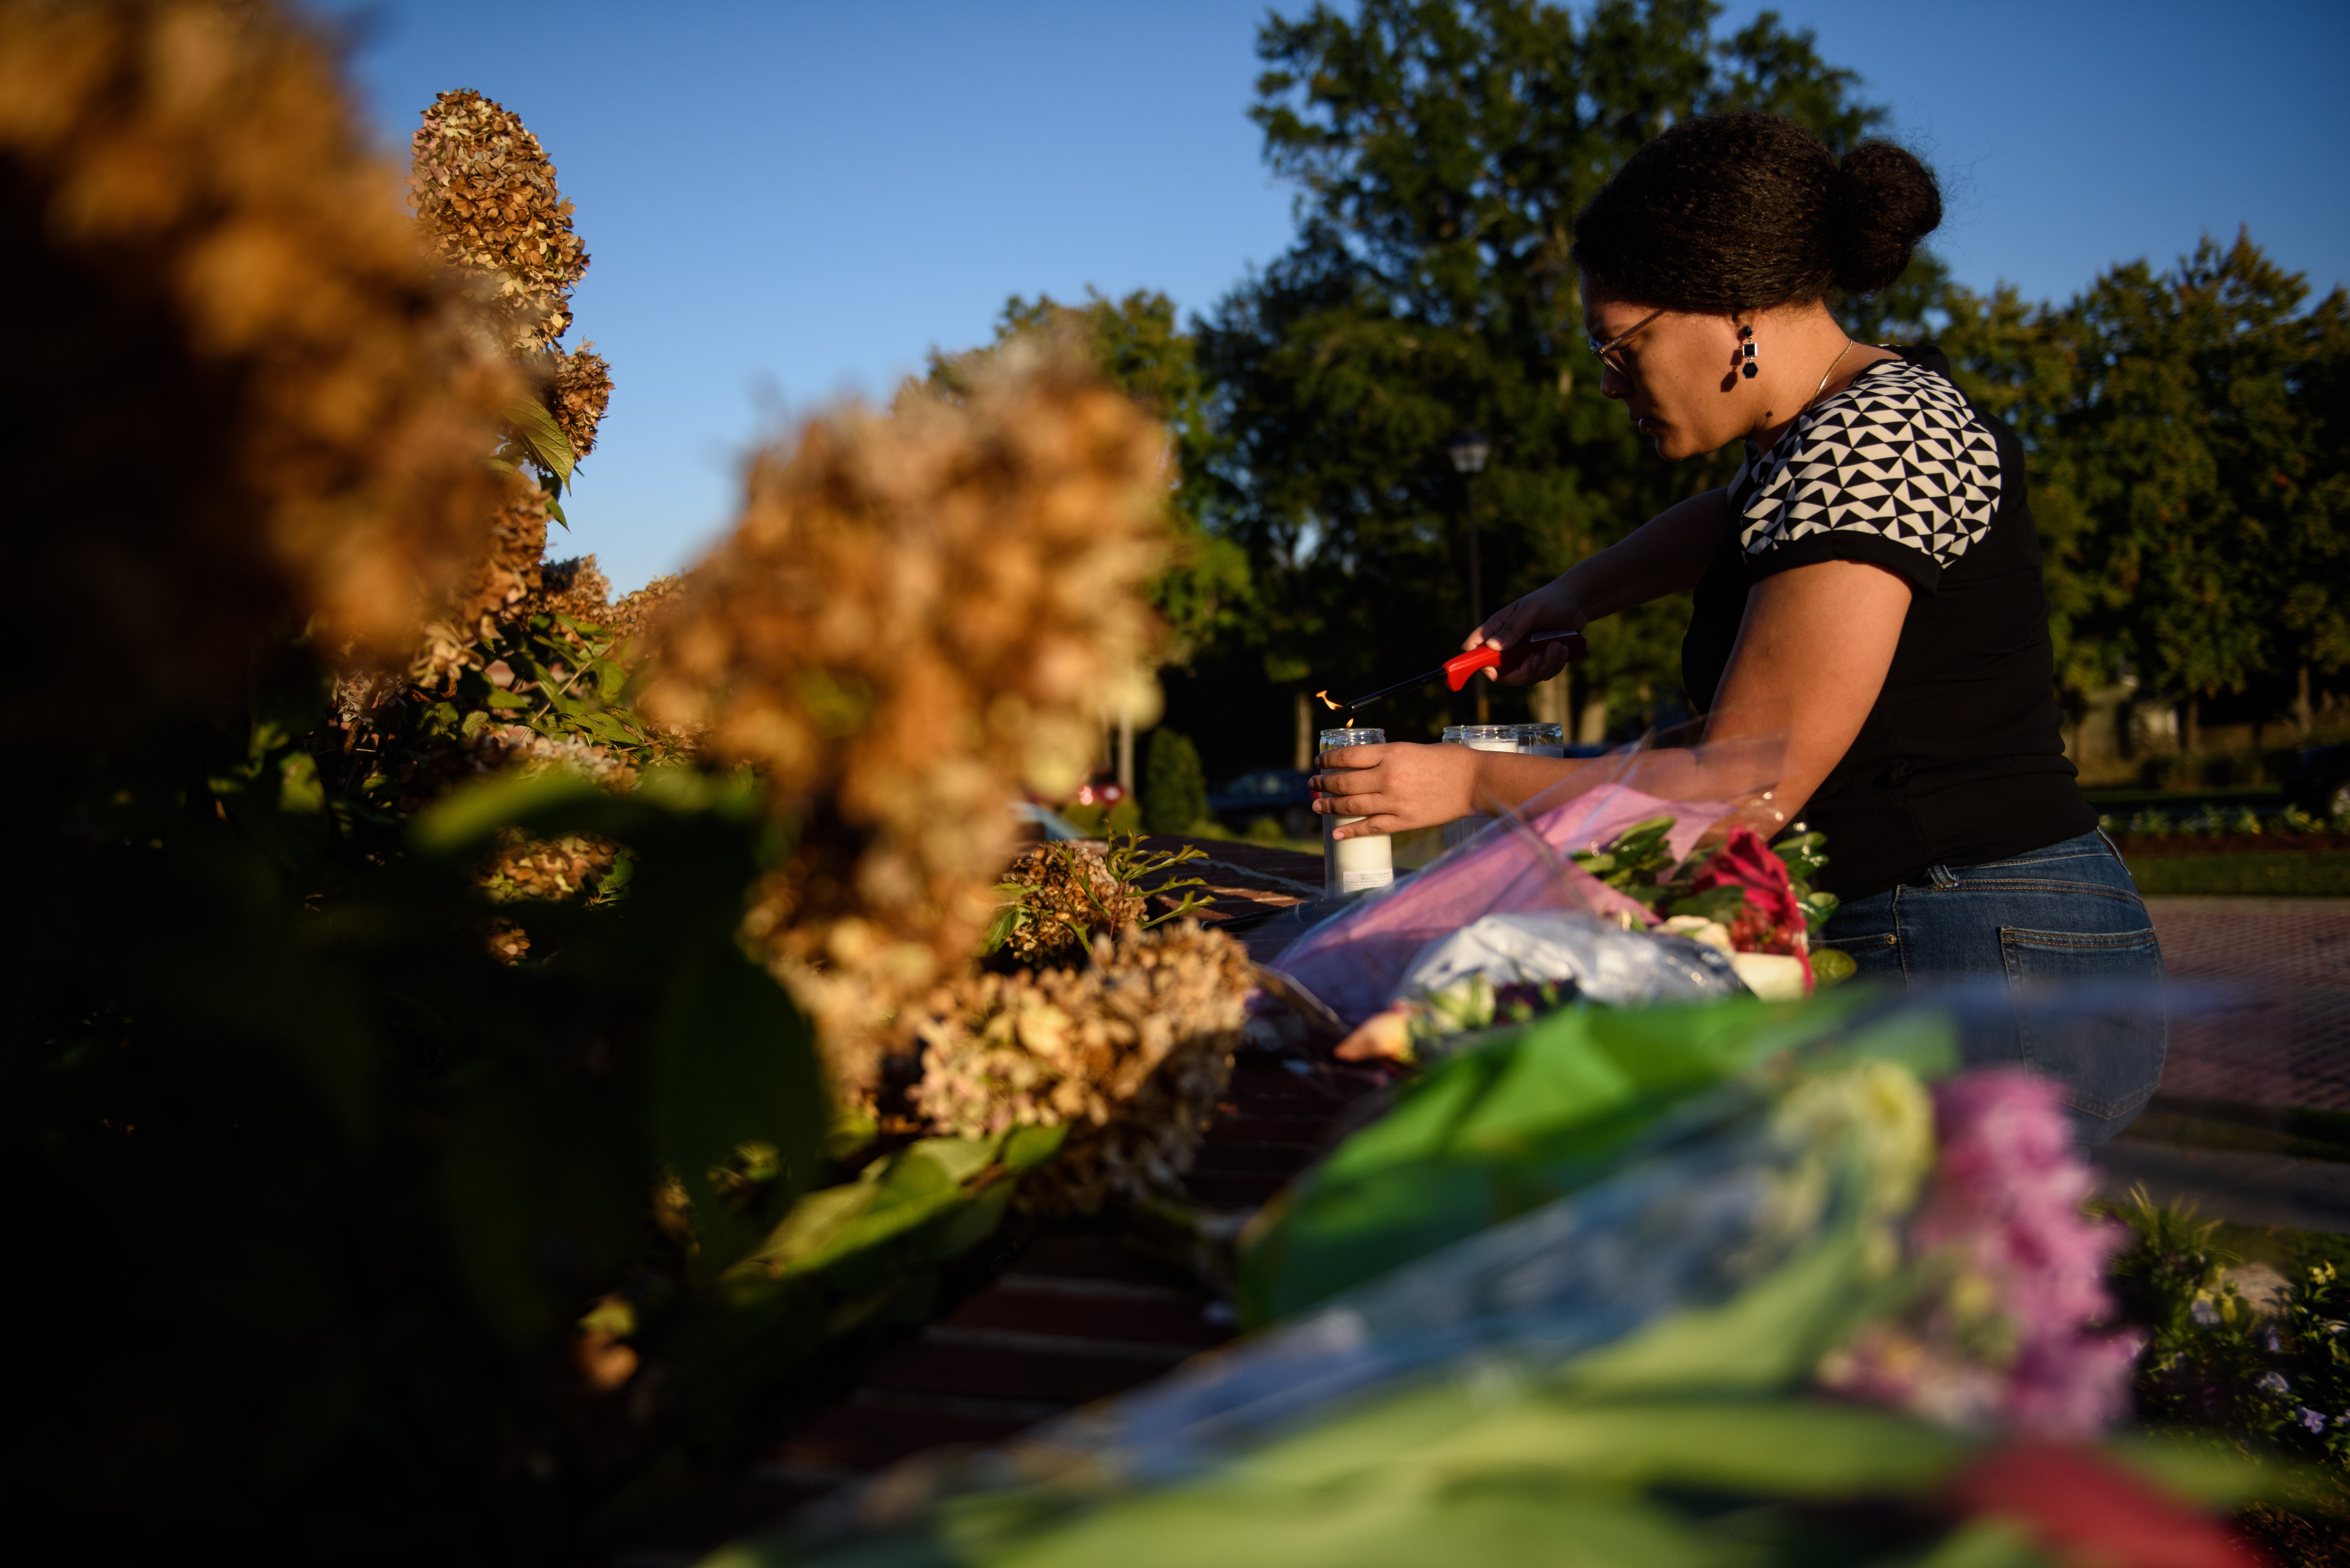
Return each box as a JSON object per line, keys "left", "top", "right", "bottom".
{"left": 1587, "top": 307, "right": 1666, "bottom": 373}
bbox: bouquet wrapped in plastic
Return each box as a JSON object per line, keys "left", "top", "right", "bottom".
{"left": 737, "top": 993, "right": 2261, "bottom": 1568}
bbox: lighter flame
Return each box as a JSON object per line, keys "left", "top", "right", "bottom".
{"left": 1315, "top": 689, "right": 1341, "bottom": 711}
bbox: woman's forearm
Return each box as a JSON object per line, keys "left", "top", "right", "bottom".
{"left": 1560, "top": 487, "right": 1727, "bottom": 622}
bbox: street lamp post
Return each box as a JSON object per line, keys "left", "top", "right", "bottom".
{"left": 1448, "top": 427, "right": 1491, "bottom": 721}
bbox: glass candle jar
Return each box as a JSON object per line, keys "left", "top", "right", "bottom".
{"left": 1319, "top": 727, "right": 1393, "bottom": 896}
{"left": 1442, "top": 724, "right": 1523, "bottom": 851}
{"left": 1516, "top": 721, "right": 1566, "bottom": 758}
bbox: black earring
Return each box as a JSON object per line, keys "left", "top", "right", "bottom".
{"left": 1739, "top": 324, "right": 1758, "bottom": 380}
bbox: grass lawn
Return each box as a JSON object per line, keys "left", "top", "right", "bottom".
{"left": 2126, "top": 850, "right": 2350, "bottom": 895}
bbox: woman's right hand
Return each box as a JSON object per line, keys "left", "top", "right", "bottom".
{"left": 1461, "top": 577, "right": 1588, "bottom": 685}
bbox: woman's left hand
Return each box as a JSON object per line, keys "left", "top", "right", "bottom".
{"left": 1310, "top": 743, "right": 1481, "bottom": 836}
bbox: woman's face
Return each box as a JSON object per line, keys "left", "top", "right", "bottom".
{"left": 1583, "top": 287, "right": 1754, "bottom": 460}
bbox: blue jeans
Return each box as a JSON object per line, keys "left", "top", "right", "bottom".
{"left": 1818, "top": 830, "right": 2167, "bottom": 1148}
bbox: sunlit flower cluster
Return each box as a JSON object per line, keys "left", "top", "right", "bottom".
{"left": 478, "top": 828, "right": 619, "bottom": 906}
{"left": 550, "top": 342, "right": 613, "bottom": 458}
{"left": 995, "top": 841, "right": 1148, "bottom": 967}
{"left": 0, "top": 0, "right": 517, "bottom": 729}
{"left": 642, "top": 334, "right": 1169, "bottom": 1101}
{"left": 914, "top": 921, "right": 1251, "bottom": 1214}
{"left": 408, "top": 87, "right": 589, "bottom": 356}
{"left": 473, "top": 721, "right": 638, "bottom": 788}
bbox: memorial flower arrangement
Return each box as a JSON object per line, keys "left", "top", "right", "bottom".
{"left": 14, "top": 7, "right": 2335, "bottom": 1565}
{"left": 1578, "top": 816, "right": 1852, "bottom": 987}
{"left": 915, "top": 918, "right": 1254, "bottom": 1215}
{"left": 758, "top": 1008, "right": 2286, "bottom": 1568}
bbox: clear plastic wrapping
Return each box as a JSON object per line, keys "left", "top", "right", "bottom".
{"left": 1272, "top": 725, "right": 1788, "bottom": 1025}
{"left": 1396, "top": 910, "right": 1745, "bottom": 1009}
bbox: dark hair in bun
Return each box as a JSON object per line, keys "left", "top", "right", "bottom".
{"left": 1571, "top": 113, "right": 1941, "bottom": 312}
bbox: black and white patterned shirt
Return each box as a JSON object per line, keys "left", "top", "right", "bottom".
{"left": 1681, "top": 347, "right": 2093, "bottom": 900}
{"left": 1733, "top": 356, "right": 2003, "bottom": 589}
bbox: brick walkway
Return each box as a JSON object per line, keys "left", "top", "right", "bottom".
{"left": 2147, "top": 897, "right": 2350, "bottom": 1112}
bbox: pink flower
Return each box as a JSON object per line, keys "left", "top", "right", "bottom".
{"left": 1915, "top": 1069, "right": 2137, "bottom": 1439}
{"left": 1823, "top": 1069, "right": 2140, "bottom": 1441}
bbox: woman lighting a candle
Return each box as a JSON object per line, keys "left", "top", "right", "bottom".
{"left": 1309, "top": 112, "right": 2166, "bottom": 1146}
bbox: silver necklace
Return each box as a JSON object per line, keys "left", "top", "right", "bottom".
{"left": 1756, "top": 336, "right": 1860, "bottom": 459}
{"left": 1805, "top": 337, "right": 1857, "bottom": 416}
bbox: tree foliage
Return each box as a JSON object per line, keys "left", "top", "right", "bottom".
{"left": 933, "top": 290, "right": 1252, "bottom": 666}
{"left": 1197, "top": 0, "right": 1894, "bottom": 741}
{"left": 1156, "top": 2, "right": 2346, "bottom": 762}
{"left": 1939, "top": 232, "right": 2350, "bottom": 730}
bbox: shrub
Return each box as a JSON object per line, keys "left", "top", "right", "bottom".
{"left": 1144, "top": 727, "right": 1209, "bottom": 834}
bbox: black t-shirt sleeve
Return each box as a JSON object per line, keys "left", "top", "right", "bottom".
{"left": 1733, "top": 361, "right": 2003, "bottom": 598}
{"left": 1746, "top": 528, "right": 1941, "bottom": 593}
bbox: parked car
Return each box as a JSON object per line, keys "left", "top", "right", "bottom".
{"left": 2287, "top": 744, "right": 2350, "bottom": 821}
{"left": 1010, "top": 801, "right": 1088, "bottom": 842}
{"left": 1207, "top": 767, "right": 1315, "bottom": 838}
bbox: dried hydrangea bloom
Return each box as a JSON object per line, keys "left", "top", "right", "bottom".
{"left": 535, "top": 555, "right": 614, "bottom": 624}
{"left": 473, "top": 722, "right": 637, "bottom": 789}
{"left": 915, "top": 921, "right": 1250, "bottom": 1213}
{"left": 524, "top": 557, "right": 678, "bottom": 675}
{"left": 461, "top": 481, "right": 551, "bottom": 635}
{"left": 642, "top": 335, "right": 1169, "bottom": 1102}
{"left": 0, "top": 0, "right": 518, "bottom": 730}
{"left": 479, "top": 828, "right": 619, "bottom": 906}
{"left": 603, "top": 573, "right": 684, "bottom": 650}
{"left": 408, "top": 87, "right": 588, "bottom": 356}
{"left": 998, "top": 842, "right": 1147, "bottom": 967}
{"left": 549, "top": 343, "right": 613, "bottom": 459}
{"left": 406, "top": 477, "right": 550, "bottom": 676}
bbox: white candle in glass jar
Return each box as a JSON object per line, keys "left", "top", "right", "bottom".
{"left": 1319, "top": 727, "right": 1394, "bottom": 895}
{"left": 1442, "top": 724, "right": 1522, "bottom": 850}
{"left": 1515, "top": 721, "right": 1567, "bottom": 758}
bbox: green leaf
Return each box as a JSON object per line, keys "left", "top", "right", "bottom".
{"left": 1911, "top": 1520, "right": 2049, "bottom": 1568}
{"left": 278, "top": 752, "right": 325, "bottom": 814}
{"left": 413, "top": 768, "right": 608, "bottom": 855}
{"left": 579, "top": 712, "right": 638, "bottom": 747}
{"left": 1557, "top": 1228, "right": 1869, "bottom": 1400}
{"left": 2101, "top": 1431, "right": 2315, "bottom": 1507}
{"left": 1002, "top": 1121, "right": 1069, "bottom": 1171}
{"left": 502, "top": 396, "right": 575, "bottom": 487}
{"left": 649, "top": 939, "right": 826, "bottom": 1269}
{"left": 733, "top": 1135, "right": 1013, "bottom": 1282}
{"left": 1662, "top": 886, "right": 1747, "bottom": 923}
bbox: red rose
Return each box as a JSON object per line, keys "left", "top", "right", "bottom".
{"left": 1687, "top": 827, "right": 1808, "bottom": 955}
{"left": 1950, "top": 1443, "right": 2266, "bottom": 1568}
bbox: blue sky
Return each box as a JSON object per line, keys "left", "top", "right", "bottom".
{"left": 329, "top": 1, "right": 2350, "bottom": 591}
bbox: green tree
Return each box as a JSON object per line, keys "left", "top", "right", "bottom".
{"left": 1934, "top": 280, "right": 2103, "bottom": 694}
{"left": 1199, "top": 0, "right": 1895, "bottom": 741}
{"left": 1143, "top": 727, "right": 1210, "bottom": 834}
{"left": 1942, "top": 234, "right": 2350, "bottom": 747}
{"left": 933, "top": 289, "right": 1252, "bottom": 667}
